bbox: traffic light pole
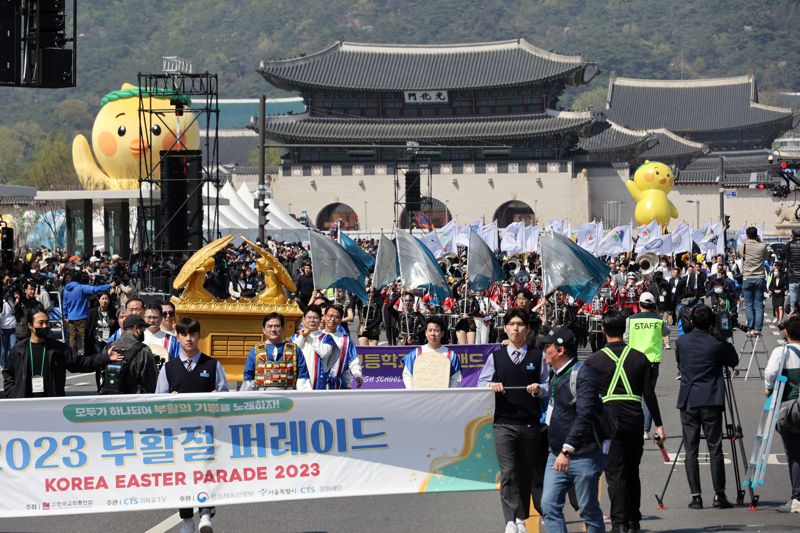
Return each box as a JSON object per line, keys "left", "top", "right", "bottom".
{"left": 258, "top": 94, "right": 266, "bottom": 244}
{"left": 719, "top": 155, "right": 726, "bottom": 248}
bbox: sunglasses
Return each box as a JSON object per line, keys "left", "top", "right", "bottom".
{"left": 161, "top": 311, "right": 176, "bottom": 318}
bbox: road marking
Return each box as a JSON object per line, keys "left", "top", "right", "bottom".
{"left": 144, "top": 512, "right": 182, "bottom": 533}
{"left": 66, "top": 382, "right": 90, "bottom": 387}
{"left": 66, "top": 372, "right": 94, "bottom": 380}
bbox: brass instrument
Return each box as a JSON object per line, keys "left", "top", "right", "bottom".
{"left": 637, "top": 252, "right": 659, "bottom": 277}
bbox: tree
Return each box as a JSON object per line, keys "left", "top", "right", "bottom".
{"left": 23, "top": 132, "right": 82, "bottom": 191}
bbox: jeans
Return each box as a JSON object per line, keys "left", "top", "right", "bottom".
{"left": 0, "top": 328, "right": 15, "bottom": 368}
{"left": 642, "top": 363, "right": 660, "bottom": 432}
{"left": 741, "top": 278, "right": 766, "bottom": 332}
{"left": 542, "top": 450, "right": 605, "bottom": 533}
{"left": 788, "top": 282, "right": 800, "bottom": 314}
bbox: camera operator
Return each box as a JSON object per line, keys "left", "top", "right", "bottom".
{"left": 739, "top": 226, "right": 769, "bottom": 337}
{"left": 101, "top": 315, "right": 159, "bottom": 394}
{"left": 676, "top": 305, "right": 739, "bottom": 509}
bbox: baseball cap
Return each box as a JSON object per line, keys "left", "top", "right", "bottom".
{"left": 639, "top": 292, "right": 656, "bottom": 305}
{"left": 538, "top": 326, "right": 577, "bottom": 349}
{"left": 123, "top": 315, "right": 147, "bottom": 329}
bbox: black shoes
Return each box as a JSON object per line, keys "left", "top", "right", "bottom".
{"left": 689, "top": 495, "right": 703, "bottom": 509}
{"left": 628, "top": 522, "right": 642, "bottom": 533}
{"left": 713, "top": 493, "right": 733, "bottom": 509}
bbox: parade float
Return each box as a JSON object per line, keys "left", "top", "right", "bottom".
{"left": 170, "top": 234, "right": 303, "bottom": 381}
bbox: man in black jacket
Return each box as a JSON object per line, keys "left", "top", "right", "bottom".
{"left": 676, "top": 305, "right": 739, "bottom": 509}
{"left": 587, "top": 311, "right": 665, "bottom": 533}
{"left": 782, "top": 227, "right": 800, "bottom": 312}
{"left": 478, "top": 309, "right": 548, "bottom": 533}
{"left": 539, "top": 326, "right": 606, "bottom": 533}
{"left": 101, "top": 315, "right": 159, "bottom": 394}
{"left": 3, "top": 306, "right": 118, "bottom": 398}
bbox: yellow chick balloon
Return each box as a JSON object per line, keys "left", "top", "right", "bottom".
{"left": 72, "top": 83, "right": 199, "bottom": 190}
{"left": 625, "top": 160, "right": 679, "bottom": 229}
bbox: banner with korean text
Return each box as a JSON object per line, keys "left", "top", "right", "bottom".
{"left": 357, "top": 343, "right": 498, "bottom": 388}
{"left": 0, "top": 389, "right": 499, "bottom": 517}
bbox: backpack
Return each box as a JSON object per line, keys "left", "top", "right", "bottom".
{"left": 569, "top": 361, "right": 618, "bottom": 444}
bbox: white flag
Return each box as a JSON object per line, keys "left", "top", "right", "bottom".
{"left": 575, "top": 222, "right": 601, "bottom": 255}
{"left": 697, "top": 221, "right": 723, "bottom": 257}
{"left": 634, "top": 220, "right": 661, "bottom": 253}
{"left": 435, "top": 218, "right": 458, "bottom": 255}
{"left": 547, "top": 219, "right": 571, "bottom": 237}
{"left": 457, "top": 220, "right": 482, "bottom": 247}
{"left": 671, "top": 223, "right": 692, "bottom": 254}
{"left": 481, "top": 222, "right": 498, "bottom": 251}
{"left": 524, "top": 225, "right": 540, "bottom": 253}
{"left": 596, "top": 224, "right": 633, "bottom": 257}
{"left": 640, "top": 234, "right": 673, "bottom": 255}
{"left": 421, "top": 231, "right": 445, "bottom": 258}
{"left": 500, "top": 222, "right": 524, "bottom": 255}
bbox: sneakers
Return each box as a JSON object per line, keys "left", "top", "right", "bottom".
{"left": 504, "top": 521, "right": 517, "bottom": 533}
{"left": 643, "top": 430, "right": 650, "bottom": 441}
{"left": 199, "top": 512, "right": 213, "bottom": 533}
{"left": 688, "top": 495, "right": 703, "bottom": 509}
{"left": 515, "top": 518, "right": 528, "bottom": 533}
{"left": 777, "top": 498, "right": 800, "bottom": 513}
{"left": 179, "top": 518, "right": 194, "bottom": 533}
{"left": 713, "top": 493, "right": 733, "bottom": 509}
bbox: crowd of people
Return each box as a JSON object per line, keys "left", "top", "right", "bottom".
{"left": 1, "top": 226, "right": 799, "bottom": 533}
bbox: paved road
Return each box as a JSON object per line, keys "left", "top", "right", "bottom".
{"left": 2, "top": 314, "right": 798, "bottom": 532}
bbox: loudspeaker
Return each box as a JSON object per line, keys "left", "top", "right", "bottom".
{"left": 37, "top": 47, "right": 71, "bottom": 86}
{"left": 405, "top": 170, "right": 421, "bottom": 213}
{"left": 0, "top": 225, "right": 13, "bottom": 251}
{"left": 0, "top": 0, "right": 20, "bottom": 84}
{"left": 159, "top": 150, "right": 203, "bottom": 253}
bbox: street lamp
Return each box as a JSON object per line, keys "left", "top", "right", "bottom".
{"left": 364, "top": 201, "right": 368, "bottom": 232}
{"left": 288, "top": 202, "right": 293, "bottom": 214}
{"left": 686, "top": 200, "right": 700, "bottom": 229}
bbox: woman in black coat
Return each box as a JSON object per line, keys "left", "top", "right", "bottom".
{"left": 769, "top": 262, "right": 787, "bottom": 324}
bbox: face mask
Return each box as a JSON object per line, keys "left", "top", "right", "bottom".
{"left": 33, "top": 327, "right": 50, "bottom": 338}
{"left": 714, "top": 287, "right": 723, "bottom": 294}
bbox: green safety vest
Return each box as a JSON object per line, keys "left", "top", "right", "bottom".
{"left": 627, "top": 317, "right": 663, "bottom": 363}
{"left": 601, "top": 346, "right": 642, "bottom": 403}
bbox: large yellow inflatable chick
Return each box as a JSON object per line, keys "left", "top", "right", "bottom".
{"left": 625, "top": 160, "right": 679, "bottom": 229}
{"left": 72, "top": 83, "right": 199, "bottom": 190}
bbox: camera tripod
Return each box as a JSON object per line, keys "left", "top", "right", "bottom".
{"left": 655, "top": 368, "right": 759, "bottom": 509}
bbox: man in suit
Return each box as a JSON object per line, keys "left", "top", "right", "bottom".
{"left": 676, "top": 305, "right": 739, "bottom": 510}
{"left": 675, "top": 265, "right": 706, "bottom": 335}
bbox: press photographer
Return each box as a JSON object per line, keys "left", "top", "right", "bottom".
{"left": 675, "top": 305, "right": 739, "bottom": 509}
{"left": 100, "top": 315, "right": 159, "bottom": 395}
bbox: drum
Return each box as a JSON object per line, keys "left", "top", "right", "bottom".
{"left": 589, "top": 315, "right": 603, "bottom": 333}
{"left": 446, "top": 314, "right": 459, "bottom": 331}
{"left": 492, "top": 312, "right": 506, "bottom": 331}
{"left": 575, "top": 314, "right": 589, "bottom": 331}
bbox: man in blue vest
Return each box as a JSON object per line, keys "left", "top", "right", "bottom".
{"left": 587, "top": 311, "right": 665, "bottom": 533}
{"left": 155, "top": 317, "right": 228, "bottom": 533}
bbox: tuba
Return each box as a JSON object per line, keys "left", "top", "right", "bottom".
{"left": 636, "top": 252, "right": 659, "bottom": 277}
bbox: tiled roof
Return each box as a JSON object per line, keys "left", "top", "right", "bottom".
{"left": 265, "top": 110, "right": 595, "bottom": 143}
{"left": 578, "top": 121, "right": 651, "bottom": 153}
{"left": 676, "top": 150, "right": 779, "bottom": 186}
{"left": 637, "top": 129, "right": 708, "bottom": 160}
{"left": 605, "top": 74, "right": 794, "bottom": 133}
{"left": 260, "top": 39, "right": 597, "bottom": 92}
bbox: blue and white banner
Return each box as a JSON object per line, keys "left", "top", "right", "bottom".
{"left": 0, "top": 390, "right": 498, "bottom": 517}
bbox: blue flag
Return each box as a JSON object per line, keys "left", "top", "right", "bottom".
{"left": 395, "top": 229, "right": 451, "bottom": 303}
{"left": 373, "top": 234, "right": 399, "bottom": 290}
{"left": 308, "top": 231, "right": 368, "bottom": 303}
{"left": 540, "top": 232, "right": 610, "bottom": 301}
{"left": 467, "top": 229, "right": 505, "bottom": 291}
{"left": 340, "top": 231, "right": 375, "bottom": 275}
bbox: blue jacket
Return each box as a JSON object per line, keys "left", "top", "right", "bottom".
{"left": 62, "top": 281, "right": 112, "bottom": 321}
{"left": 547, "top": 359, "right": 602, "bottom": 456}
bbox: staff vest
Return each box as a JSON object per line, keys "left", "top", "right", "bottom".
{"left": 600, "top": 346, "right": 642, "bottom": 403}
{"left": 627, "top": 316, "right": 663, "bottom": 363}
